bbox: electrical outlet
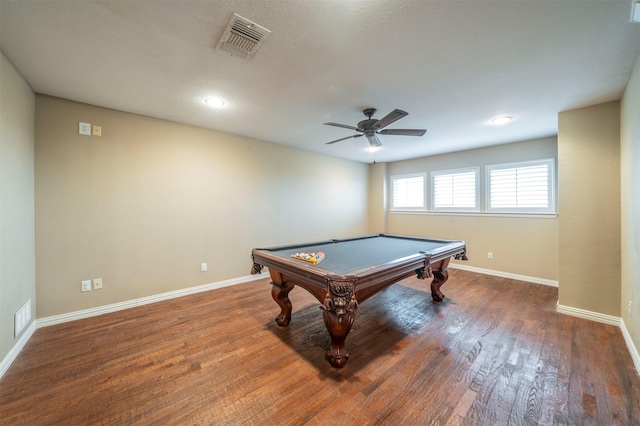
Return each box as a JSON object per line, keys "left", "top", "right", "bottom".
{"left": 629, "top": 300, "right": 633, "bottom": 316}
{"left": 82, "top": 280, "right": 92, "bottom": 292}
{"left": 201, "top": 263, "right": 208, "bottom": 272}
{"left": 93, "top": 278, "right": 103, "bottom": 290}
{"left": 487, "top": 252, "right": 493, "bottom": 259}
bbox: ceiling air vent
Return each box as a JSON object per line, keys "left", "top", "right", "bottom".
{"left": 217, "top": 13, "right": 271, "bottom": 59}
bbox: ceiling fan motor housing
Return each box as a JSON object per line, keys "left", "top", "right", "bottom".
{"left": 323, "top": 107, "right": 426, "bottom": 146}
{"left": 358, "top": 118, "right": 379, "bottom": 130}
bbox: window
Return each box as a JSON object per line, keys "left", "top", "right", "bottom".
{"left": 391, "top": 173, "right": 426, "bottom": 211}
{"left": 487, "top": 159, "right": 555, "bottom": 214}
{"left": 431, "top": 168, "right": 479, "bottom": 212}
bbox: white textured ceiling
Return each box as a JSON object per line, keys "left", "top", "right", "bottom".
{"left": 1, "top": 0, "right": 639, "bottom": 163}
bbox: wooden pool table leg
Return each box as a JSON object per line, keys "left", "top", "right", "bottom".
{"left": 322, "top": 310, "right": 355, "bottom": 368}
{"left": 430, "top": 257, "right": 451, "bottom": 302}
{"left": 321, "top": 278, "right": 359, "bottom": 368}
{"left": 270, "top": 271, "right": 295, "bottom": 326}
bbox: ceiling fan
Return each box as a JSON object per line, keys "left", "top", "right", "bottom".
{"left": 324, "top": 108, "right": 427, "bottom": 147}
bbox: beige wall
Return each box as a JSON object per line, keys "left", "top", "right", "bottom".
{"left": 382, "top": 137, "right": 559, "bottom": 281}
{"left": 558, "top": 101, "right": 621, "bottom": 316}
{"left": 367, "top": 162, "right": 387, "bottom": 234}
{"left": 621, "top": 53, "right": 640, "bottom": 351}
{"left": 35, "top": 96, "right": 369, "bottom": 318}
{"left": 0, "top": 52, "right": 36, "bottom": 362}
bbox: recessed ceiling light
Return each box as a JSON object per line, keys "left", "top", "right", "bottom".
{"left": 490, "top": 116, "right": 513, "bottom": 125}
{"left": 205, "top": 97, "right": 226, "bottom": 108}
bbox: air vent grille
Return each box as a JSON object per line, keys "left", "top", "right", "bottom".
{"left": 217, "top": 13, "right": 271, "bottom": 60}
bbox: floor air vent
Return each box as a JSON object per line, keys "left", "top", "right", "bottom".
{"left": 217, "top": 13, "right": 271, "bottom": 59}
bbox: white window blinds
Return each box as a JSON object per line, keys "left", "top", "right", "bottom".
{"left": 391, "top": 174, "right": 425, "bottom": 210}
{"left": 432, "top": 168, "right": 478, "bottom": 211}
{"left": 487, "top": 159, "right": 555, "bottom": 213}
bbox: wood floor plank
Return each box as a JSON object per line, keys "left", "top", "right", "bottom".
{"left": 1, "top": 270, "right": 639, "bottom": 425}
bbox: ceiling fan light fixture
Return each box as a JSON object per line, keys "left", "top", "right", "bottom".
{"left": 490, "top": 116, "right": 513, "bottom": 125}
{"left": 367, "top": 146, "right": 381, "bottom": 152}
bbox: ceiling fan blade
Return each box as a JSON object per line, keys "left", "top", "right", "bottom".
{"left": 374, "top": 109, "right": 408, "bottom": 130}
{"left": 325, "top": 134, "right": 363, "bottom": 145}
{"left": 324, "top": 122, "right": 361, "bottom": 132}
{"left": 365, "top": 133, "right": 382, "bottom": 147}
{"left": 378, "top": 128, "right": 427, "bottom": 136}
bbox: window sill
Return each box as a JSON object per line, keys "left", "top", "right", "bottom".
{"left": 389, "top": 210, "right": 558, "bottom": 219}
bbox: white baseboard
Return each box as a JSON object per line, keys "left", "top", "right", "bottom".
{"left": 0, "top": 320, "right": 36, "bottom": 380}
{"left": 450, "top": 262, "right": 559, "bottom": 287}
{"left": 620, "top": 319, "right": 640, "bottom": 374}
{"left": 37, "top": 272, "right": 270, "bottom": 329}
{"left": 555, "top": 302, "right": 621, "bottom": 326}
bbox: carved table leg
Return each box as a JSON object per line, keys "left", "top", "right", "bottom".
{"left": 322, "top": 310, "right": 355, "bottom": 368}
{"left": 271, "top": 280, "right": 295, "bottom": 326}
{"left": 431, "top": 257, "right": 451, "bottom": 302}
{"left": 321, "top": 277, "right": 359, "bottom": 368}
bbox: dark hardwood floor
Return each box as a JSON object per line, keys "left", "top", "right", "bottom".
{"left": 1, "top": 270, "right": 639, "bottom": 425}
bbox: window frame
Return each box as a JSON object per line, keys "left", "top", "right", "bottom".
{"left": 430, "top": 167, "right": 480, "bottom": 213}
{"left": 486, "top": 158, "right": 556, "bottom": 214}
{"left": 390, "top": 173, "right": 427, "bottom": 212}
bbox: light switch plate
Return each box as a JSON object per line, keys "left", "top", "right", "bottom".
{"left": 79, "top": 122, "right": 91, "bottom": 135}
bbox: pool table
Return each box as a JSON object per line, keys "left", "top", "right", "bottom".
{"left": 250, "top": 234, "right": 467, "bottom": 368}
